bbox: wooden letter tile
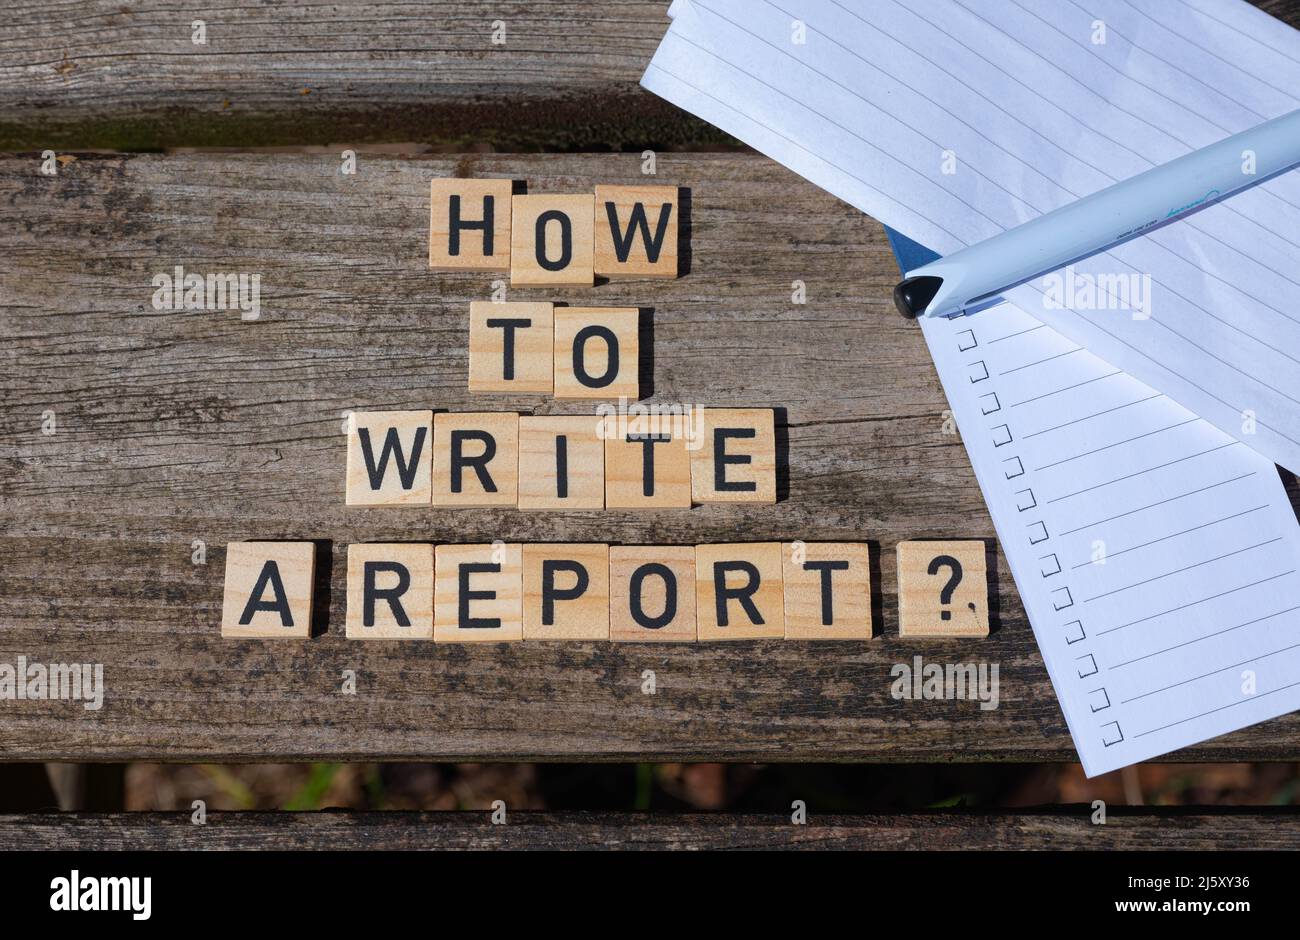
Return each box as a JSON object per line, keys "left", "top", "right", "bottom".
{"left": 690, "top": 408, "right": 777, "bottom": 504}
{"left": 429, "top": 178, "right": 513, "bottom": 271}
{"left": 509, "top": 194, "right": 595, "bottom": 287}
{"left": 553, "top": 307, "right": 639, "bottom": 400}
{"left": 609, "top": 546, "right": 697, "bottom": 642}
{"left": 602, "top": 413, "right": 691, "bottom": 509}
{"left": 346, "top": 410, "right": 433, "bottom": 506}
{"left": 594, "top": 184, "right": 678, "bottom": 279}
{"left": 468, "top": 301, "right": 554, "bottom": 394}
{"left": 434, "top": 543, "right": 523, "bottom": 643}
{"left": 694, "top": 543, "right": 785, "bottom": 640}
{"left": 517, "top": 415, "right": 605, "bottom": 510}
{"left": 896, "top": 540, "right": 989, "bottom": 638}
{"left": 432, "top": 412, "right": 519, "bottom": 507}
{"left": 782, "top": 542, "right": 873, "bottom": 639}
{"left": 346, "top": 543, "right": 434, "bottom": 640}
{"left": 522, "top": 543, "right": 610, "bottom": 641}
{"left": 221, "top": 541, "right": 315, "bottom": 638}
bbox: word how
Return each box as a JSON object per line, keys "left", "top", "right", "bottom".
{"left": 430, "top": 179, "right": 679, "bottom": 285}
{"left": 344, "top": 408, "right": 777, "bottom": 509}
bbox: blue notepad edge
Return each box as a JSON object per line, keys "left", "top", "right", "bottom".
{"left": 883, "top": 226, "right": 940, "bottom": 276}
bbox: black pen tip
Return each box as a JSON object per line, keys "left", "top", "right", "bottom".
{"left": 893, "top": 275, "right": 943, "bottom": 319}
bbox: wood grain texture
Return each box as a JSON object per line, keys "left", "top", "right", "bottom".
{"left": 3, "top": 809, "right": 1299, "bottom": 850}
{"left": 4, "top": 151, "right": 1300, "bottom": 762}
{"left": 0, "top": 1, "right": 730, "bottom": 151}
{"left": 2, "top": 0, "right": 1296, "bottom": 154}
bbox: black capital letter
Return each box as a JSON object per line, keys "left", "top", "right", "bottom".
{"left": 535, "top": 209, "right": 573, "bottom": 271}
{"left": 459, "top": 563, "right": 501, "bottom": 629}
{"left": 358, "top": 425, "right": 428, "bottom": 491}
{"left": 713, "top": 560, "right": 763, "bottom": 627}
{"left": 572, "top": 325, "right": 619, "bottom": 388}
{"left": 629, "top": 563, "right": 677, "bottom": 630}
{"left": 486, "top": 317, "right": 531, "bottom": 380}
{"left": 628, "top": 433, "right": 670, "bottom": 497}
{"left": 802, "top": 560, "right": 849, "bottom": 626}
{"left": 450, "top": 430, "right": 498, "bottom": 494}
{"left": 363, "top": 561, "right": 412, "bottom": 627}
{"left": 448, "top": 194, "right": 494, "bottom": 257}
{"left": 541, "top": 560, "right": 589, "bottom": 625}
{"left": 714, "top": 427, "right": 756, "bottom": 492}
{"left": 605, "top": 200, "right": 672, "bottom": 263}
{"left": 239, "top": 560, "right": 294, "bottom": 627}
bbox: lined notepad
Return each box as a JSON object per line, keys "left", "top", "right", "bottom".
{"left": 644, "top": 0, "right": 1300, "bottom": 774}
{"left": 647, "top": 0, "right": 1300, "bottom": 474}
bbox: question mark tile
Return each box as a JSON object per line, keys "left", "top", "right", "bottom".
{"left": 896, "top": 540, "right": 989, "bottom": 638}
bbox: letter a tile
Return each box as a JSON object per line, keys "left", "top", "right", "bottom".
{"left": 221, "top": 541, "right": 315, "bottom": 638}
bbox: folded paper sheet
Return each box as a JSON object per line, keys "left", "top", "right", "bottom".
{"left": 644, "top": 0, "right": 1300, "bottom": 774}
{"left": 647, "top": 0, "right": 1300, "bottom": 473}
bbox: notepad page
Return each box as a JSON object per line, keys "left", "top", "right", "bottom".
{"left": 643, "top": 0, "right": 1300, "bottom": 773}
{"left": 644, "top": 0, "right": 1300, "bottom": 475}
{"left": 922, "top": 296, "right": 1300, "bottom": 775}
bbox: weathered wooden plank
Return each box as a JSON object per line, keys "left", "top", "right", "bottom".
{"left": 0, "top": 1, "right": 727, "bottom": 151}
{"left": 3, "top": 1, "right": 1296, "bottom": 153}
{"left": 3, "top": 151, "right": 1300, "bottom": 763}
{"left": 3, "top": 809, "right": 1298, "bottom": 850}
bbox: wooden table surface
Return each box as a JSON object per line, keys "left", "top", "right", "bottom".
{"left": 3, "top": 0, "right": 1300, "bottom": 765}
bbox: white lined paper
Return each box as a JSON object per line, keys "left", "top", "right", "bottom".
{"left": 649, "top": 0, "right": 1300, "bottom": 473}
{"left": 645, "top": 0, "right": 1300, "bottom": 774}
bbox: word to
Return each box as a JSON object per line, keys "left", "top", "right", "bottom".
{"left": 468, "top": 302, "right": 649, "bottom": 398}
{"left": 220, "top": 540, "right": 989, "bottom": 640}
{"left": 430, "top": 179, "right": 679, "bottom": 285}
{"left": 344, "top": 408, "right": 777, "bottom": 509}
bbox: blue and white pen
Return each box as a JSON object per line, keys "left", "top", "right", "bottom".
{"left": 893, "top": 107, "right": 1300, "bottom": 319}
